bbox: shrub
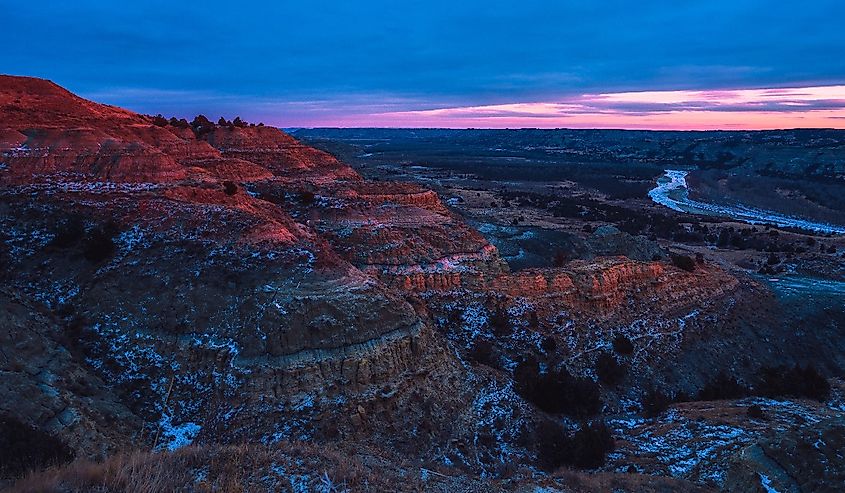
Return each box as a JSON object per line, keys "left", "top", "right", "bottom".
{"left": 151, "top": 114, "right": 168, "bottom": 127}
{"left": 756, "top": 364, "right": 830, "bottom": 402}
{"left": 595, "top": 352, "right": 626, "bottom": 386}
{"left": 0, "top": 244, "right": 9, "bottom": 280}
{"left": 670, "top": 253, "right": 696, "bottom": 272}
{"left": 553, "top": 250, "right": 569, "bottom": 267}
{"left": 697, "top": 372, "right": 749, "bottom": 401}
{"left": 169, "top": 117, "right": 190, "bottom": 128}
{"left": 0, "top": 413, "right": 75, "bottom": 478}
{"left": 642, "top": 386, "right": 671, "bottom": 418}
{"left": 223, "top": 181, "right": 238, "bottom": 196}
{"left": 535, "top": 419, "right": 615, "bottom": 471}
{"left": 190, "top": 114, "right": 215, "bottom": 137}
{"left": 489, "top": 304, "right": 511, "bottom": 337}
{"left": 528, "top": 311, "right": 540, "bottom": 329}
{"left": 514, "top": 358, "right": 541, "bottom": 399}
{"left": 468, "top": 339, "right": 496, "bottom": 367}
{"left": 568, "top": 421, "right": 615, "bottom": 469}
{"left": 746, "top": 405, "right": 766, "bottom": 420}
{"left": 52, "top": 216, "right": 85, "bottom": 248}
{"left": 611, "top": 335, "right": 634, "bottom": 355}
{"left": 540, "top": 336, "right": 557, "bottom": 353}
{"left": 514, "top": 358, "right": 602, "bottom": 418}
{"left": 299, "top": 190, "right": 316, "bottom": 205}
{"left": 83, "top": 223, "right": 118, "bottom": 263}
{"left": 535, "top": 419, "right": 569, "bottom": 471}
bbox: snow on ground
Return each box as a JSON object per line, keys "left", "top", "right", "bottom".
{"left": 758, "top": 473, "right": 781, "bottom": 493}
{"left": 157, "top": 413, "right": 202, "bottom": 451}
{"left": 606, "top": 396, "right": 845, "bottom": 487}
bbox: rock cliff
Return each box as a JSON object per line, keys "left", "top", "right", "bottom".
{"left": 1, "top": 75, "right": 765, "bottom": 488}
{"left": 1, "top": 75, "right": 467, "bottom": 460}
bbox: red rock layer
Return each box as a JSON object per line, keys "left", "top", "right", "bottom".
{"left": 203, "top": 126, "right": 360, "bottom": 183}
{"left": 0, "top": 74, "right": 741, "bottom": 322}
{"left": 491, "top": 256, "right": 739, "bottom": 316}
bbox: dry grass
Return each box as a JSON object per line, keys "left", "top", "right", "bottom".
{"left": 8, "top": 447, "right": 198, "bottom": 493}
{"left": 6, "top": 441, "right": 718, "bottom": 493}
{"left": 6, "top": 441, "right": 431, "bottom": 493}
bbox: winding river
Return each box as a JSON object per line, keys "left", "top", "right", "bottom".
{"left": 648, "top": 170, "right": 845, "bottom": 234}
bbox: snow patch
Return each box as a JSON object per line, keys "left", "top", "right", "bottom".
{"left": 157, "top": 414, "right": 201, "bottom": 451}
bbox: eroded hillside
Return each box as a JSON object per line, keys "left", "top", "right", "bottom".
{"left": 2, "top": 76, "right": 844, "bottom": 492}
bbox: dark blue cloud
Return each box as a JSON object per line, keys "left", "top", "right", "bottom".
{"left": 3, "top": 0, "right": 845, "bottom": 124}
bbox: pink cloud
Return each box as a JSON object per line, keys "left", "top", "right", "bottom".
{"left": 307, "top": 85, "right": 845, "bottom": 130}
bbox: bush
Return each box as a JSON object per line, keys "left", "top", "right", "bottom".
{"left": 553, "top": 250, "right": 569, "bottom": 267}
{"left": 169, "top": 117, "right": 190, "bottom": 129}
{"left": 528, "top": 311, "right": 540, "bottom": 329}
{"left": 535, "top": 419, "right": 615, "bottom": 471}
{"left": 468, "top": 339, "right": 496, "bottom": 367}
{"left": 151, "top": 114, "right": 168, "bottom": 127}
{"left": 697, "top": 372, "right": 749, "bottom": 401}
{"left": 299, "top": 190, "right": 316, "bottom": 205}
{"left": 670, "top": 253, "right": 696, "bottom": 272}
{"left": 540, "top": 336, "right": 557, "bottom": 353}
{"left": 514, "top": 358, "right": 602, "bottom": 418}
{"left": 756, "top": 364, "right": 830, "bottom": 402}
{"left": 642, "top": 386, "right": 672, "bottom": 418}
{"left": 568, "top": 421, "right": 615, "bottom": 469}
{"left": 595, "top": 352, "right": 626, "bottom": 386}
{"left": 535, "top": 419, "right": 569, "bottom": 471}
{"left": 83, "top": 223, "right": 118, "bottom": 263}
{"left": 746, "top": 405, "right": 766, "bottom": 420}
{"left": 0, "top": 413, "right": 75, "bottom": 478}
{"left": 611, "top": 335, "right": 634, "bottom": 355}
{"left": 489, "top": 304, "right": 511, "bottom": 337}
{"left": 223, "top": 181, "right": 238, "bottom": 196}
{"left": 52, "top": 216, "right": 85, "bottom": 248}
{"left": 190, "top": 114, "right": 215, "bottom": 138}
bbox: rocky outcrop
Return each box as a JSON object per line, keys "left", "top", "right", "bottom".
{"left": 203, "top": 125, "right": 360, "bottom": 183}
{"left": 724, "top": 417, "right": 845, "bottom": 493}
{"left": 0, "top": 75, "right": 762, "bottom": 488}
{"left": 0, "top": 289, "right": 139, "bottom": 460}
{"left": 585, "top": 225, "right": 666, "bottom": 262}
{"left": 608, "top": 397, "right": 845, "bottom": 490}
{"left": 0, "top": 76, "right": 469, "bottom": 458}
{"left": 0, "top": 127, "right": 193, "bottom": 184}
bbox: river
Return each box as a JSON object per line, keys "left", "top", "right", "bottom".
{"left": 648, "top": 170, "right": 845, "bottom": 234}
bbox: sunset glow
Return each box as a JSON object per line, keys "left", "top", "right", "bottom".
{"left": 317, "top": 85, "right": 845, "bottom": 130}
{"left": 8, "top": 1, "right": 845, "bottom": 130}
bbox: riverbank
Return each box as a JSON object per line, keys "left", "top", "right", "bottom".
{"left": 649, "top": 170, "right": 845, "bottom": 235}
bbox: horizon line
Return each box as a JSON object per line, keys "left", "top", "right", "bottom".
{"left": 284, "top": 125, "right": 844, "bottom": 132}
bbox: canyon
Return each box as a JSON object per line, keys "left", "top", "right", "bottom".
{"left": 2, "top": 76, "right": 844, "bottom": 492}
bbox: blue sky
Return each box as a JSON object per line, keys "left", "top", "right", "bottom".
{"left": 4, "top": 1, "right": 845, "bottom": 128}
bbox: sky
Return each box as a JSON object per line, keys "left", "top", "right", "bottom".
{"left": 4, "top": 0, "right": 845, "bottom": 129}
